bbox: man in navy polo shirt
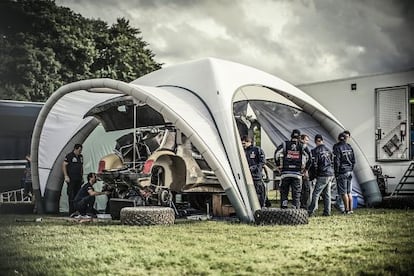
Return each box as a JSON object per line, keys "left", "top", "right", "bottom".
{"left": 63, "top": 143, "right": 83, "bottom": 216}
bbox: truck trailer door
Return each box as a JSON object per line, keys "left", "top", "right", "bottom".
{"left": 375, "top": 86, "right": 409, "bottom": 161}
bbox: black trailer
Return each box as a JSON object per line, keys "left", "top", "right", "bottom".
{"left": 0, "top": 100, "right": 43, "bottom": 192}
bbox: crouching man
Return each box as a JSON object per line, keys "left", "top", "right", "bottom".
{"left": 73, "top": 172, "right": 109, "bottom": 218}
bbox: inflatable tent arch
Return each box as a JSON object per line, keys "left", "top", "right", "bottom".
{"left": 31, "top": 58, "right": 381, "bottom": 223}
{"left": 31, "top": 79, "right": 254, "bottom": 221}
{"left": 232, "top": 85, "right": 381, "bottom": 207}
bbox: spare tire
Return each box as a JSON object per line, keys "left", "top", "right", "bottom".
{"left": 120, "top": 206, "right": 175, "bottom": 226}
{"left": 254, "top": 208, "right": 309, "bottom": 225}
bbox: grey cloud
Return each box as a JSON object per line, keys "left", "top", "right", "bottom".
{"left": 150, "top": 22, "right": 242, "bottom": 63}
{"left": 55, "top": 0, "right": 414, "bottom": 84}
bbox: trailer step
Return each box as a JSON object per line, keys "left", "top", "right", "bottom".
{"left": 392, "top": 163, "right": 414, "bottom": 196}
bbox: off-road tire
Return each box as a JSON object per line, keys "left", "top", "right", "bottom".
{"left": 379, "top": 196, "right": 414, "bottom": 209}
{"left": 254, "top": 208, "right": 308, "bottom": 225}
{"left": 120, "top": 206, "right": 175, "bottom": 226}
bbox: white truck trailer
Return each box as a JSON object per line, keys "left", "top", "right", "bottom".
{"left": 298, "top": 69, "right": 414, "bottom": 194}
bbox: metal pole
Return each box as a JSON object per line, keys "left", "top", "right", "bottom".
{"left": 133, "top": 104, "right": 137, "bottom": 169}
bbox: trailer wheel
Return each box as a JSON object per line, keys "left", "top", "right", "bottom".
{"left": 379, "top": 196, "right": 414, "bottom": 209}
{"left": 120, "top": 206, "right": 175, "bottom": 226}
{"left": 254, "top": 208, "right": 309, "bottom": 225}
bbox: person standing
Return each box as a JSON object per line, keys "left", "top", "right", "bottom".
{"left": 73, "top": 173, "right": 108, "bottom": 218}
{"left": 300, "top": 134, "right": 312, "bottom": 209}
{"left": 333, "top": 132, "right": 355, "bottom": 214}
{"left": 274, "top": 129, "right": 309, "bottom": 209}
{"left": 308, "top": 134, "right": 334, "bottom": 216}
{"left": 63, "top": 143, "right": 84, "bottom": 216}
{"left": 242, "top": 136, "right": 266, "bottom": 208}
{"left": 23, "top": 154, "right": 33, "bottom": 200}
{"left": 334, "top": 130, "right": 351, "bottom": 211}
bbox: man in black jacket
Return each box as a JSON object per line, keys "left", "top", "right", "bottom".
{"left": 274, "top": 129, "right": 310, "bottom": 209}
{"left": 333, "top": 132, "right": 356, "bottom": 214}
{"left": 308, "top": 134, "right": 334, "bottom": 216}
{"left": 242, "top": 136, "right": 266, "bottom": 207}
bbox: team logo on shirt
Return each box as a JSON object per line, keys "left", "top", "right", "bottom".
{"left": 287, "top": 144, "right": 300, "bottom": 160}
{"left": 287, "top": 150, "right": 300, "bottom": 160}
{"left": 249, "top": 152, "right": 256, "bottom": 159}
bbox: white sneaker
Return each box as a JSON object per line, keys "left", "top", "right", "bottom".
{"left": 70, "top": 211, "right": 80, "bottom": 218}
{"left": 81, "top": 215, "right": 91, "bottom": 219}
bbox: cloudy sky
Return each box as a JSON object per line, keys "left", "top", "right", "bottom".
{"left": 55, "top": 0, "right": 414, "bottom": 85}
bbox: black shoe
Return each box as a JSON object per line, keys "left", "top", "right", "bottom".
{"left": 86, "top": 213, "right": 97, "bottom": 218}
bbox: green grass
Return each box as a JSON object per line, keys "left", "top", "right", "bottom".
{"left": 1, "top": 208, "right": 413, "bottom": 275}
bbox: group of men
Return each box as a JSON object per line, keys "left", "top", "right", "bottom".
{"left": 243, "top": 129, "right": 355, "bottom": 216}
{"left": 65, "top": 129, "right": 355, "bottom": 218}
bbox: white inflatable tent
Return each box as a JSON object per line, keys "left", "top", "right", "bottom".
{"left": 31, "top": 58, "right": 381, "bottom": 222}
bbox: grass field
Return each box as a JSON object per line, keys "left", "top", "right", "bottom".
{"left": 1, "top": 206, "right": 413, "bottom": 276}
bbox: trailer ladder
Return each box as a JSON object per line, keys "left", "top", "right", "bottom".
{"left": 391, "top": 162, "right": 414, "bottom": 196}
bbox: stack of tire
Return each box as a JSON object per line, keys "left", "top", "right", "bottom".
{"left": 254, "top": 208, "right": 309, "bottom": 225}
{"left": 120, "top": 206, "right": 175, "bottom": 226}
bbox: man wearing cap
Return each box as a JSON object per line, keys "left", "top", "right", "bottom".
{"left": 308, "top": 134, "right": 334, "bottom": 216}
{"left": 274, "top": 129, "right": 310, "bottom": 209}
{"left": 333, "top": 132, "right": 356, "bottom": 214}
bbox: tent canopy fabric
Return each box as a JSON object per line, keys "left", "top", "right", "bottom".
{"left": 32, "top": 58, "right": 379, "bottom": 222}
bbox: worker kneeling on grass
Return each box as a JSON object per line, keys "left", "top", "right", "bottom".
{"left": 72, "top": 172, "right": 109, "bottom": 218}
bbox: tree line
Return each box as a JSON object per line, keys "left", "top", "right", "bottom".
{"left": 0, "top": 0, "right": 162, "bottom": 102}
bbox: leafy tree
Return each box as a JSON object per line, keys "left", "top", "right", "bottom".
{"left": 0, "top": 0, "right": 161, "bottom": 102}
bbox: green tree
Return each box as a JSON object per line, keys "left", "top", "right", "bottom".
{"left": 0, "top": 0, "right": 161, "bottom": 102}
